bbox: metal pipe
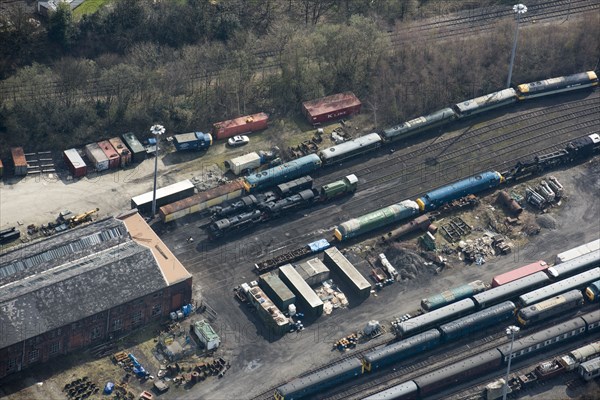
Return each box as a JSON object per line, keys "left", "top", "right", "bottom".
{"left": 507, "top": 4, "right": 527, "bottom": 88}
{"left": 503, "top": 325, "right": 520, "bottom": 400}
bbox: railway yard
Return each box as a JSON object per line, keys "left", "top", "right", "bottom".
{"left": 1, "top": 2, "right": 600, "bottom": 394}
{"left": 1, "top": 70, "right": 599, "bottom": 400}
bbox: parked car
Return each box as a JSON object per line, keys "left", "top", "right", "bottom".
{"left": 227, "top": 135, "right": 250, "bottom": 147}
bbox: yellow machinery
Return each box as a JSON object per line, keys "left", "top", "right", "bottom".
{"left": 69, "top": 208, "right": 99, "bottom": 227}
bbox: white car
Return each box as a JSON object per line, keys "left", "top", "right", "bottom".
{"left": 227, "top": 135, "right": 250, "bottom": 147}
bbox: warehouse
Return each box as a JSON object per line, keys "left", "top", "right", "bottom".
{"left": 295, "top": 258, "right": 330, "bottom": 286}
{"left": 259, "top": 272, "right": 296, "bottom": 312}
{"left": 323, "top": 247, "right": 371, "bottom": 300}
{"left": 278, "top": 264, "right": 323, "bottom": 318}
{"left": 0, "top": 211, "right": 193, "bottom": 379}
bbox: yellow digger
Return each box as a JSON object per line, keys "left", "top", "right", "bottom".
{"left": 69, "top": 208, "right": 99, "bottom": 227}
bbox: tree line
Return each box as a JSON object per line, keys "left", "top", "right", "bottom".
{"left": 0, "top": 0, "right": 597, "bottom": 153}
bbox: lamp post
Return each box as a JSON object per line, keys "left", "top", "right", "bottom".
{"left": 506, "top": 4, "right": 527, "bottom": 88}
{"left": 150, "top": 124, "right": 165, "bottom": 217}
{"left": 502, "top": 325, "right": 520, "bottom": 400}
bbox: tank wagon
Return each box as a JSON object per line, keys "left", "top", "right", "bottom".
{"left": 381, "top": 107, "right": 456, "bottom": 142}
{"left": 421, "top": 280, "right": 487, "bottom": 312}
{"left": 517, "top": 71, "right": 598, "bottom": 99}
{"left": 334, "top": 200, "right": 419, "bottom": 241}
{"left": 585, "top": 280, "right": 600, "bottom": 302}
{"left": 517, "top": 289, "right": 584, "bottom": 326}
{"left": 243, "top": 154, "right": 321, "bottom": 192}
{"left": 318, "top": 133, "right": 382, "bottom": 165}
{"left": 518, "top": 267, "right": 600, "bottom": 306}
{"left": 416, "top": 171, "right": 504, "bottom": 212}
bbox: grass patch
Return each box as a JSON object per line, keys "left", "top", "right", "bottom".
{"left": 73, "top": 0, "right": 111, "bottom": 19}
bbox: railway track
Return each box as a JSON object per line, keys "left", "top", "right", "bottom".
{"left": 1, "top": 0, "right": 597, "bottom": 102}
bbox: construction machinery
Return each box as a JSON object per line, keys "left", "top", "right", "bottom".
{"left": 69, "top": 208, "right": 99, "bottom": 227}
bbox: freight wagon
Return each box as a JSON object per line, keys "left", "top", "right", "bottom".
{"left": 212, "top": 112, "right": 268, "bottom": 140}
{"left": 108, "top": 137, "right": 132, "bottom": 166}
{"left": 302, "top": 92, "right": 361, "bottom": 125}
{"left": 517, "top": 289, "right": 584, "bottom": 326}
{"left": 159, "top": 181, "right": 245, "bottom": 223}
{"left": 84, "top": 143, "right": 109, "bottom": 171}
{"left": 97, "top": 140, "right": 120, "bottom": 169}
{"left": 132, "top": 179, "right": 196, "bottom": 214}
{"left": 421, "top": 280, "right": 487, "bottom": 311}
{"left": 63, "top": 149, "right": 87, "bottom": 178}
{"left": 121, "top": 132, "right": 146, "bottom": 163}
{"left": 492, "top": 260, "right": 550, "bottom": 287}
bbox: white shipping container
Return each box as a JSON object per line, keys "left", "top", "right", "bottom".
{"left": 224, "top": 152, "right": 261, "bottom": 175}
{"left": 84, "top": 143, "right": 109, "bottom": 171}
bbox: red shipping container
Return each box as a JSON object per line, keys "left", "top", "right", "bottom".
{"left": 97, "top": 140, "right": 120, "bottom": 169}
{"left": 212, "top": 112, "right": 269, "bottom": 140}
{"left": 11, "top": 147, "right": 28, "bottom": 176}
{"left": 109, "top": 137, "right": 132, "bottom": 167}
{"left": 63, "top": 148, "right": 87, "bottom": 178}
{"left": 491, "top": 260, "right": 548, "bottom": 287}
{"left": 302, "top": 92, "right": 361, "bottom": 125}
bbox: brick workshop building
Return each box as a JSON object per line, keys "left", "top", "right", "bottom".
{"left": 0, "top": 211, "right": 193, "bottom": 379}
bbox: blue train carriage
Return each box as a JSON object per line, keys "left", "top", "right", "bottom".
{"left": 516, "top": 71, "right": 599, "bottom": 100}
{"left": 416, "top": 171, "right": 504, "bottom": 212}
{"left": 517, "top": 289, "right": 584, "bottom": 326}
{"left": 273, "top": 357, "right": 364, "bottom": 400}
{"left": 363, "top": 330, "right": 442, "bottom": 372}
{"left": 317, "top": 133, "right": 382, "bottom": 165}
{"left": 243, "top": 154, "right": 322, "bottom": 192}
{"left": 585, "top": 280, "right": 600, "bottom": 302}
{"left": 362, "top": 381, "right": 419, "bottom": 400}
{"left": 452, "top": 88, "right": 517, "bottom": 118}
{"left": 395, "top": 298, "right": 476, "bottom": 338}
{"left": 381, "top": 107, "right": 456, "bottom": 142}
{"left": 439, "top": 301, "right": 516, "bottom": 341}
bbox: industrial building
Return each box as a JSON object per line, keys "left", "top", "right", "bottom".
{"left": 323, "top": 247, "right": 371, "bottom": 300}
{"left": 0, "top": 211, "right": 193, "bottom": 379}
{"left": 278, "top": 264, "right": 324, "bottom": 318}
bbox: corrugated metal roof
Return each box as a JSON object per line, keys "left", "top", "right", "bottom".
{"left": 279, "top": 264, "right": 323, "bottom": 308}
{"left": 159, "top": 181, "right": 244, "bottom": 215}
{"left": 131, "top": 180, "right": 195, "bottom": 207}
{"left": 63, "top": 148, "right": 86, "bottom": 167}
{"left": 323, "top": 247, "right": 370, "bottom": 291}
{"left": 302, "top": 92, "right": 361, "bottom": 117}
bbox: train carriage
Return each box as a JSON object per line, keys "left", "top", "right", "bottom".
{"left": 517, "top": 289, "right": 584, "bottom": 326}
{"left": 472, "top": 271, "right": 551, "bottom": 308}
{"left": 395, "top": 298, "right": 476, "bottom": 338}
{"left": 552, "top": 250, "right": 600, "bottom": 278}
{"left": 318, "top": 133, "right": 382, "bottom": 165}
{"left": 516, "top": 71, "right": 598, "bottom": 100}
{"left": 381, "top": 107, "right": 456, "bottom": 142}
{"left": 243, "top": 154, "right": 322, "bottom": 192}
{"left": 453, "top": 88, "right": 517, "bottom": 118}
{"left": 518, "top": 267, "right": 600, "bottom": 306}
{"left": 440, "top": 301, "right": 516, "bottom": 340}
{"left": 362, "top": 381, "right": 419, "bottom": 400}
{"left": 363, "top": 330, "right": 441, "bottom": 371}
{"left": 273, "top": 357, "right": 363, "bottom": 400}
